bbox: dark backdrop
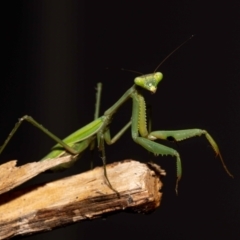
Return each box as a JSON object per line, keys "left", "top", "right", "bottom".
{"left": 1, "top": 1, "right": 240, "bottom": 239}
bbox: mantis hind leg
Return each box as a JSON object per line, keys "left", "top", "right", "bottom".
{"left": 0, "top": 84, "right": 105, "bottom": 160}
{"left": 0, "top": 115, "right": 79, "bottom": 156}
{"left": 148, "top": 129, "right": 233, "bottom": 178}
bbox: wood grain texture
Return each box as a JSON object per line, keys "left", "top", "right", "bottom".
{"left": 0, "top": 159, "right": 165, "bottom": 239}
{"left": 0, "top": 156, "right": 75, "bottom": 195}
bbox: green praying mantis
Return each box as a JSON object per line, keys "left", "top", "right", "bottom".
{"left": 0, "top": 37, "right": 234, "bottom": 195}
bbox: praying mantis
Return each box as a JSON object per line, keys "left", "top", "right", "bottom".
{"left": 0, "top": 37, "right": 234, "bottom": 195}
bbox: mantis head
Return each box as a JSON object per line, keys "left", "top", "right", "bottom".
{"left": 134, "top": 72, "right": 163, "bottom": 93}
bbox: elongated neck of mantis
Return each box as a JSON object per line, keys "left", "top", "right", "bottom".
{"left": 104, "top": 85, "right": 136, "bottom": 117}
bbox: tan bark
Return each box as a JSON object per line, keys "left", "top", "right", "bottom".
{"left": 0, "top": 159, "right": 165, "bottom": 239}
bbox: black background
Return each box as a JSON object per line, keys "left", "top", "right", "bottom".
{"left": 1, "top": 1, "right": 240, "bottom": 239}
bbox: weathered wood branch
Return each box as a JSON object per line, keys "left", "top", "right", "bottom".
{"left": 0, "top": 159, "right": 165, "bottom": 239}
{"left": 0, "top": 155, "right": 75, "bottom": 195}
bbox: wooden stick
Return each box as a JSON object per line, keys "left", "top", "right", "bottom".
{"left": 0, "top": 155, "right": 75, "bottom": 195}
{"left": 0, "top": 159, "right": 165, "bottom": 239}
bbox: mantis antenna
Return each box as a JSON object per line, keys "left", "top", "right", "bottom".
{"left": 111, "top": 35, "right": 195, "bottom": 76}
{"left": 154, "top": 35, "right": 195, "bottom": 72}
{"left": 106, "top": 67, "right": 143, "bottom": 75}
{"left": 121, "top": 68, "right": 143, "bottom": 75}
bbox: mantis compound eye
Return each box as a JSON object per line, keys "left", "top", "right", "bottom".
{"left": 134, "top": 72, "right": 163, "bottom": 93}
